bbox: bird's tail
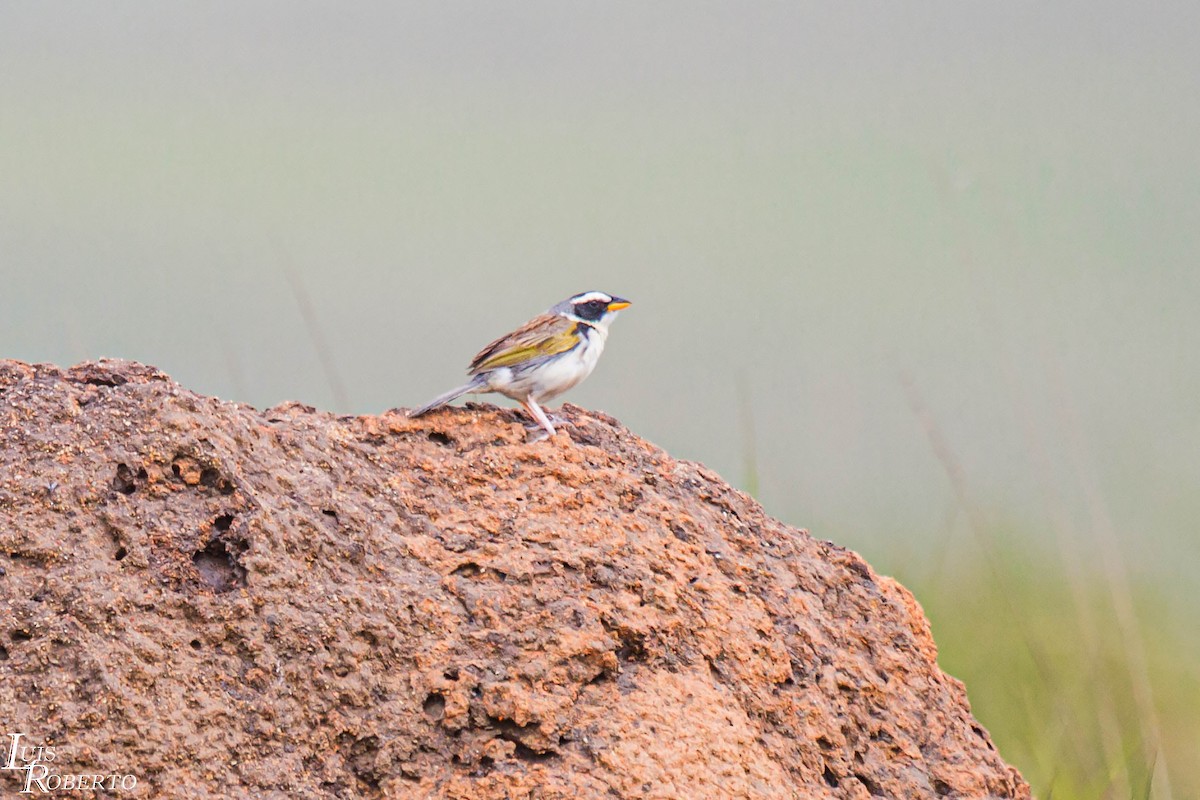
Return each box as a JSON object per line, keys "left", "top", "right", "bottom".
{"left": 408, "top": 377, "right": 484, "bottom": 417}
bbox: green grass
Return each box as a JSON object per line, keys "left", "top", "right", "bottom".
{"left": 896, "top": 539, "right": 1198, "bottom": 800}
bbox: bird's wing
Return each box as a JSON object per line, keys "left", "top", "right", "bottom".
{"left": 469, "top": 314, "right": 582, "bottom": 373}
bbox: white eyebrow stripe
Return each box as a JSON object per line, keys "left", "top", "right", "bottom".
{"left": 571, "top": 291, "right": 612, "bottom": 304}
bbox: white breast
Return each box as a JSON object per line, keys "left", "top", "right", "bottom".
{"left": 530, "top": 332, "right": 606, "bottom": 402}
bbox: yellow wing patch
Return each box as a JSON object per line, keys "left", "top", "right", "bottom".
{"left": 472, "top": 329, "right": 579, "bottom": 371}
{"left": 468, "top": 315, "right": 584, "bottom": 374}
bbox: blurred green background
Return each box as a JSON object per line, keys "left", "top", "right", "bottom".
{"left": 2, "top": 3, "right": 1197, "bottom": 797}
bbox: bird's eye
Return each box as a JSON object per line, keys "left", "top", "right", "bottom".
{"left": 573, "top": 299, "right": 607, "bottom": 320}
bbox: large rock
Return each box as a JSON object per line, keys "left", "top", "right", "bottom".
{"left": 0, "top": 359, "right": 1029, "bottom": 798}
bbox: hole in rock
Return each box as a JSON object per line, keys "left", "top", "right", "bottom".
{"left": 112, "top": 464, "right": 137, "bottom": 495}
{"left": 451, "top": 562, "right": 481, "bottom": 578}
{"left": 855, "top": 772, "right": 883, "bottom": 796}
{"left": 510, "top": 741, "right": 556, "bottom": 763}
{"left": 192, "top": 539, "right": 246, "bottom": 592}
{"left": 615, "top": 634, "right": 646, "bottom": 663}
{"left": 423, "top": 693, "right": 446, "bottom": 719}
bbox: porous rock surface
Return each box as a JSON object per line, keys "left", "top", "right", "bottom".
{"left": 0, "top": 359, "right": 1030, "bottom": 799}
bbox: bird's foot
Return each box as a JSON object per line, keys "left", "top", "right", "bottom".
{"left": 524, "top": 414, "right": 568, "bottom": 431}
{"left": 524, "top": 427, "right": 553, "bottom": 443}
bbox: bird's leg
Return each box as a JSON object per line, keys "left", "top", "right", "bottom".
{"left": 521, "top": 397, "right": 557, "bottom": 441}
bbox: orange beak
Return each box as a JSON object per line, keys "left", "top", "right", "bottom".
{"left": 607, "top": 298, "right": 631, "bottom": 311}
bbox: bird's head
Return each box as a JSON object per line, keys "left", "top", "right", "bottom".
{"left": 553, "top": 291, "right": 631, "bottom": 330}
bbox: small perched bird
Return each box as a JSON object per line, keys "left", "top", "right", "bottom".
{"left": 409, "top": 291, "right": 631, "bottom": 440}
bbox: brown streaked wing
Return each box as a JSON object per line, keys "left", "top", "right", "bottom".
{"left": 468, "top": 314, "right": 582, "bottom": 374}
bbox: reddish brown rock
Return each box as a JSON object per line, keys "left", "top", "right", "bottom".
{"left": 0, "top": 359, "right": 1029, "bottom": 798}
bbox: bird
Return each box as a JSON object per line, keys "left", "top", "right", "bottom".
{"left": 409, "top": 291, "right": 631, "bottom": 440}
